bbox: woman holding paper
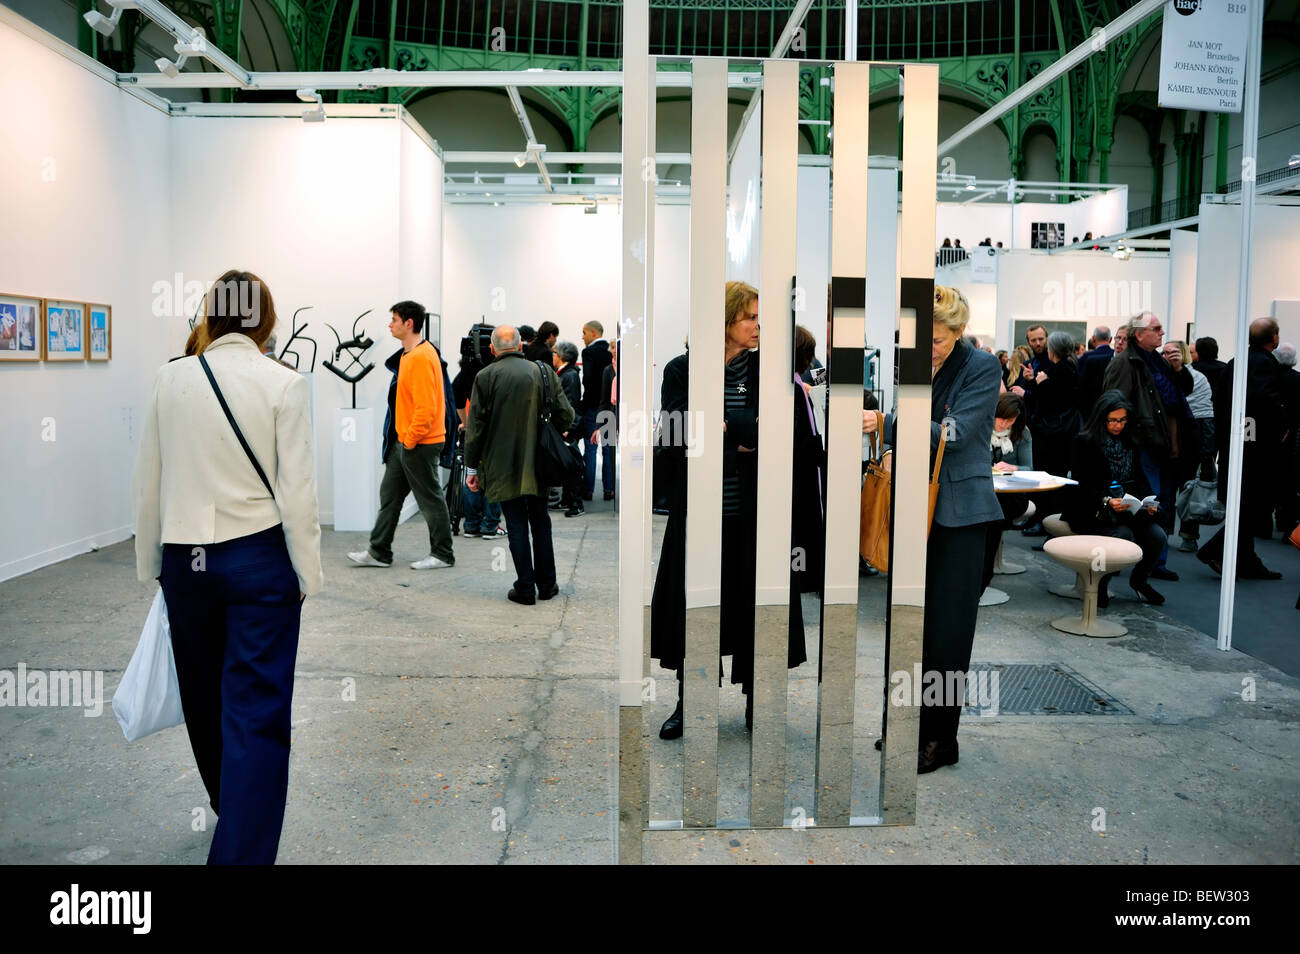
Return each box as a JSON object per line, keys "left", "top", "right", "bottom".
{"left": 1063, "top": 390, "right": 1168, "bottom": 605}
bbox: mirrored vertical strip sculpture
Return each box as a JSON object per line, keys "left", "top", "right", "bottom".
{"left": 618, "top": 0, "right": 652, "bottom": 864}
{"left": 683, "top": 56, "right": 729, "bottom": 829}
{"left": 880, "top": 63, "right": 941, "bottom": 825}
{"left": 817, "top": 61, "right": 871, "bottom": 828}
{"left": 749, "top": 60, "right": 799, "bottom": 829}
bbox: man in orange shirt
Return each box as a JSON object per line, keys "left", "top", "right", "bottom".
{"left": 348, "top": 301, "right": 456, "bottom": 569}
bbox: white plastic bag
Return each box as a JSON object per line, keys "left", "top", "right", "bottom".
{"left": 113, "top": 589, "right": 185, "bottom": 742}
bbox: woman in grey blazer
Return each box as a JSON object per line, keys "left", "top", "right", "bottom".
{"left": 868, "top": 285, "right": 1002, "bottom": 772}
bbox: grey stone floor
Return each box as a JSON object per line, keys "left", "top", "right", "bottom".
{"left": 1, "top": 511, "right": 1297, "bottom": 864}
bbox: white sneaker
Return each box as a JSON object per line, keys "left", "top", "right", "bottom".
{"left": 348, "top": 551, "right": 391, "bottom": 567}
{"left": 410, "top": 555, "right": 454, "bottom": 570}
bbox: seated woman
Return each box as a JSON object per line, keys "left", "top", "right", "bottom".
{"left": 1062, "top": 390, "right": 1168, "bottom": 606}
{"left": 981, "top": 392, "right": 1034, "bottom": 590}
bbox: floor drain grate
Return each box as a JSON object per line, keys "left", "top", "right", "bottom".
{"left": 962, "top": 663, "right": 1132, "bottom": 716}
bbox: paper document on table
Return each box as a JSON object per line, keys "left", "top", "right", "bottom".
{"left": 1120, "top": 493, "right": 1159, "bottom": 514}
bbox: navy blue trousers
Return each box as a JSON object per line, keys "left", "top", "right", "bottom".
{"left": 160, "top": 524, "right": 302, "bottom": 865}
{"left": 581, "top": 410, "right": 615, "bottom": 495}
{"left": 499, "top": 495, "right": 556, "bottom": 594}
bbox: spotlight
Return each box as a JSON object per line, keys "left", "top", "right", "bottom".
{"left": 1111, "top": 241, "right": 1131, "bottom": 261}
{"left": 84, "top": 10, "right": 118, "bottom": 36}
{"left": 84, "top": 2, "right": 140, "bottom": 37}
{"left": 1290, "top": 154, "right": 1300, "bottom": 167}
{"left": 154, "top": 54, "right": 188, "bottom": 78}
{"left": 173, "top": 31, "right": 207, "bottom": 58}
{"left": 297, "top": 88, "right": 325, "bottom": 122}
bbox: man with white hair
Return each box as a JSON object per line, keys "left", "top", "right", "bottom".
{"left": 465, "top": 325, "right": 575, "bottom": 605}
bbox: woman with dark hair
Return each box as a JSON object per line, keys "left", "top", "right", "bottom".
{"left": 981, "top": 392, "right": 1035, "bottom": 590}
{"left": 134, "top": 269, "right": 322, "bottom": 864}
{"left": 525, "top": 321, "right": 559, "bottom": 362}
{"left": 651, "top": 283, "right": 819, "bottom": 739}
{"left": 1062, "top": 390, "right": 1168, "bottom": 606}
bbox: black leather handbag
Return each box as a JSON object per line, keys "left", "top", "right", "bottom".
{"left": 533, "top": 360, "right": 583, "bottom": 487}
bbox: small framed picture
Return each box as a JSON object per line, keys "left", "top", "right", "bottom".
{"left": 87, "top": 303, "right": 112, "bottom": 361}
{"left": 0, "top": 293, "right": 43, "bottom": 362}
{"left": 44, "top": 300, "right": 86, "bottom": 361}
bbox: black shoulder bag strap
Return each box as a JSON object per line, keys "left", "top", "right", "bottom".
{"left": 535, "top": 360, "right": 553, "bottom": 424}
{"left": 198, "top": 353, "right": 276, "bottom": 499}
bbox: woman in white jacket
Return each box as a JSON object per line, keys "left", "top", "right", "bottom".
{"left": 134, "top": 269, "right": 322, "bottom": 865}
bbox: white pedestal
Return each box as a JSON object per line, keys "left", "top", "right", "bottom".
{"left": 333, "top": 407, "right": 380, "bottom": 531}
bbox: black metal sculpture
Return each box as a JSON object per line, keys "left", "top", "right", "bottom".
{"left": 323, "top": 310, "right": 376, "bottom": 409}
{"left": 279, "top": 306, "right": 319, "bottom": 372}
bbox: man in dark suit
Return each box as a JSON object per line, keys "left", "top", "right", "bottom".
{"left": 1193, "top": 336, "right": 1228, "bottom": 396}
{"left": 1010, "top": 324, "right": 1049, "bottom": 535}
{"left": 1077, "top": 324, "right": 1114, "bottom": 418}
{"left": 1197, "top": 318, "right": 1287, "bottom": 579}
{"left": 578, "top": 321, "right": 614, "bottom": 502}
{"left": 1273, "top": 343, "right": 1300, "bottom": 537}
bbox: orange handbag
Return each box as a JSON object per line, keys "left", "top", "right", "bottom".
{"left": 859, "top": 411, "right": 946, "bottom": 572}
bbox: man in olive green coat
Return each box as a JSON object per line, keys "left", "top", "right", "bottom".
{"left": 465, "top": 325, "right": 575, "bottom": 605}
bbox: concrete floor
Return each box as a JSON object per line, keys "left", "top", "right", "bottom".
{"left": 1, "top": 510, "right": 1297, "bottom": 864}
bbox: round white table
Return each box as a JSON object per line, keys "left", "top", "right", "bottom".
{"left": 981, "top": 473, "right": 1069, "bottom": 605}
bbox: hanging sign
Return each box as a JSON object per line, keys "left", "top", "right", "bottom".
{"left": 1157, "top": 0, "right": 1250, "bottom": 113}
{"left": 970, "top": 245, "right": 998, "bottom": 284}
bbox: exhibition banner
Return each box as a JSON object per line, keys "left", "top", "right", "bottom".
{"left": 1157, "top": 0, "right": 1250, "bottom": 113}
{"left": 971, "top": 245, "right": 998, "bottom": 284}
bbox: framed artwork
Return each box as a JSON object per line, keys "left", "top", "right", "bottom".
{"left": 44, "top": 300, "right": 86, "bottom": 361}
{"left": 0, "top": 293, "right": 43, "bottom": 362}
{"left": 87, "top": 303, "right": 111, "bottom": 361}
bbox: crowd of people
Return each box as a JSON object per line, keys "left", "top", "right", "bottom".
{"left": 130, "top": 266, "right": 1298, "bottom": 862}
{"left": 1000, "top": 314, "right": 1299, "bottom": 597}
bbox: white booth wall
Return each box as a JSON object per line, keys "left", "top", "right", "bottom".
{"left": 168, "top": 114, "right": 444, "bottom": 524}
{"left": 991, "top": 250, "right": 1171, "bottom": 351}
{"left": 0, "top": 17, "right": 172, "bottom": 581}
{"left": 0, "top": 16, "right": 445, "bottom": 579}
{"left": 1193, "top": 202, "right": 1300, "bottom": 359}
{"left": 1168, "top": 227, "right": 1200, "bottom": 343}
{"left": 935, "top": 187, "right": 1129, "bottom": 250}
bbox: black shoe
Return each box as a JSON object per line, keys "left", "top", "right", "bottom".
{"left": 538, "top": 583, "right": 559, "bottom": 600}
{"left": 583, "top": 493, "right": 593, "bottom": 502}
{"left": 604, "top": 491, "right": 615, "bottom": 501}
{"left": 1131, "top": 581, "right": 1165, "bottom": 605}
{"left": 1150, "top": 566, "right": 1179, "bottom": 582}
{"left": 1239, "top": 564, "right": 1282, "bottom": 580}
{"left": 1197, "top": 550, "right": 1223, "bottom": 576}
{"left": 659, "top": 701, "right": 683, "bottom": 740}
{"left": 859, "top": 556, "right": 879, "bottom": 577}
{"left": 873, "top": 737, "right": 884, "bottom": 751}
{"left": 507, "top": 587, "right": 536, "bottom": 606}
{"left": 548, "top": 500, "right": 565, "bottom": 511}
{"left": 1097, "top": 575, "right": 1111, "bottom": 609}
{"left": 564, "top": 505, "right": 585, "bottom": 518}
{"left": 1021, "top": 523, "right": 1047, "bottom": 537}
{"left": 917, "top": 740, "right": 959, "bottom": 774}
{"left": 652, "top": 507, "right": 670, "bottom": 516}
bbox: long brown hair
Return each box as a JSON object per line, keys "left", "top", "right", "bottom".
{"left": 202, "top": 269, "right": 277, "bottom": 349}
{"left": 995, "top": 391, "right": 1027, "bottom": 444}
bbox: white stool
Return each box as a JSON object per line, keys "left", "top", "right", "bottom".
{"left": 995, "top": 501, "right": 1036, "bottom": 575}
{"left": 1043, "top": 514, "right": 1084, "bottom": 600}
{"left": 1044, "top": 536, "right": 1143, "bottom": 637}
